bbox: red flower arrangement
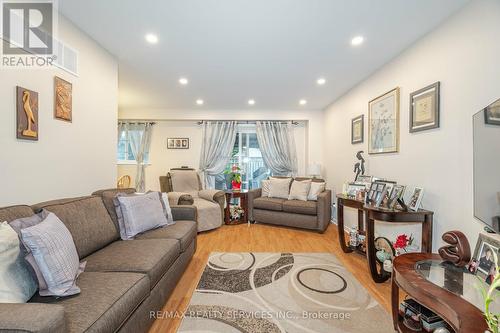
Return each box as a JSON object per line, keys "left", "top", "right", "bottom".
{"left": 394, "top": 234, "right": 414, "bottom": 251}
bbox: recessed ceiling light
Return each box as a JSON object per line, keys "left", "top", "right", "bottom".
{"left": 299, "top": 99, "right": 307, "bottom": 106}
{"left": 196, "top": 99, "right": 204, "bottom": 105}
{"left": 145, "top": 33, "right": 158, "bottom": 44}
{"left": 351, "top": 35, "right": 364, "bottom": 46}
{"left": 316, "top": 78, "right": 326, "bottom": 86}
{"left": 178, "top": 77, "right": 188, "bottom": 85}
{"left": 248, "top": 99, "right": 256, "bottom": 105}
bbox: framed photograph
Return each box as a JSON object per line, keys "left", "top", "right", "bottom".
{"left": 347, "top": 183, "right": 366, "bottom": 197}
{"left": 484, "top": 98, "right": 500, "bottom": 125}
{"left": 167, "top": 138, "right": 190, "bottom": 149}
{"left": 54, "top": 76, "right": 72, "bottom": 122}
{"left": 368, "top": 88, "right": 400, "bottom": 154}
{"left": 473, "top": 233, "right": 500, "bottom": 283}
{"left": 409, "top": 81, "right": 440, "bottom": 132}
{"left": 388, "top": 185, "right": 406, "bottom": 209}
{"left": 367, "top": 182, "right": 387, "bottom": 207}
{"left": 351, "top": 115, "right": 364, "bottom": 144}
{"left": 408, "top": 187, "right": 424, "bottom": 211}
{"left": 16, "top": 86, "right": 39, "bottom": 141}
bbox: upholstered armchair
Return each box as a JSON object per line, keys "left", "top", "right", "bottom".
{"left": 159, "top": 168, "right": 225, "bottom": 232}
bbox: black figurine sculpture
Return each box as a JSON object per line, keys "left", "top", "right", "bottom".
{"left": 353, "top": 151, "right": 365, "bottom": 181}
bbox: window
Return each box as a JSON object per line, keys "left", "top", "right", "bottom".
{"left": 117, "top": 129, "right": 150, "bottom": 164}
{"left": 214, "top": 124, "right": 270, "bottom": 190}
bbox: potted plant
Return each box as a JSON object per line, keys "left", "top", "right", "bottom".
{"left": 224, "top": 164, "right": 242, "bottom": 191}
{"left": 477, "top": 251, "right": 499, "bottom": 333}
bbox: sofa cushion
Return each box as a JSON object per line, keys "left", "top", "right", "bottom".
{"left": 20, "top": 212, "right": 84, "bottom": 297}
{"left": 136, "top": 221, "right": 196, "bottom": 252}
{"left": 0, "top": 205, "right": 34, "bottom": 223}
{"left": 282, "top": 200, "right": 317, "bottom": 215}
{"left": 253, "top": 197, "right": 285, "bottom": 212}
{"left": 92, "top": 188, "right": 136, "bottom": 231}
{"left": 30, "top": 271, "right": 149, "bottom": 333}
{"left": 288, "top": 180, "right": 312, "bottom": 201}
{"left": 268, "top": 177, "right": 292, "bottom": 199}
{"left": 83, "top": 239, "right": 180, "bottom": 289}
{"left": 32, "top": 196, "right": 119, "bottom": 259}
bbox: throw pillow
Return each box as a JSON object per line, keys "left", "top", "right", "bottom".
{"left": 268, "top": 177, "right": 292, "bottom": 199}
{"left": 308, "top": 182, "right": 326, "bottom": 201}
{"left": 20, "top": 213, "right": 85, "bottom": 297}
{"left": 288, "top": 180, "right": 312, "bottom": 201}
{"left": 160, "top": 193, "right": 175, "bottom": 225}
{"left": 114, "top": 191, "right": 170, "bottom": 240}
{"left": 0, "top": 222, "right": 37, "bottom": 303}
{"left": 261, "top": 179, "right": 271, "bottom": 197}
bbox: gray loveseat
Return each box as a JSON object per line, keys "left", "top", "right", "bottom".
{"left": 0, "top": 188, "right": 197, "bottom": 333}
{"left": 248, "top": 177, "right": 332, "bottom": 233}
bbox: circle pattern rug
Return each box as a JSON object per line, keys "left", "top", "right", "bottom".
{"left": 178, "top": 252, "right": 393, "bottom": 333}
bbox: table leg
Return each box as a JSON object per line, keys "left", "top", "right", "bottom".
{"left": 224, "top": 193, "right": 231, "bottom": 225}
{"left": 365, "top": 214, "right": 391, "bottom": 283}
{"left": 357, "top": 209, "right": 364, "bottom": 231}
{"left": 337, "top": 199, "right": 353, "bottom": 253}
{"left": 242, "top": 194, "right": 248, "bottom": 224}
{"left": 391, "top": 273, "right": 400, "bottom": 330}
{"left": 422, "top": 214, "right": 433, "bottom": 253}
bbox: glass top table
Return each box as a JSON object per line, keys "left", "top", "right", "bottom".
{"left": 416, "top": 259, "right": 499, "bottom": 313}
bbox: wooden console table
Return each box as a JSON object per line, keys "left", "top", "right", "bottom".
{"left": 224, "top": 190, "right": 249, "bottom": 225}
{"left": 336, "top": 194, "right": 434, "bottom": 283}
{"left": 392, "top": 253, "right": 489, "bottom": 333}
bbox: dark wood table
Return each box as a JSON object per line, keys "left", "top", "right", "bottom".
{"left": 224, "top": 190, "right": 249, "bottom": 225}
{"left": 336, "top": 194, "right": 434, "bottom": 283}
{"left": 337, "top": 194, "right": 365, "bottom": 254}
{"left": 392, "top": 253, "right": 488, "bottom": 333}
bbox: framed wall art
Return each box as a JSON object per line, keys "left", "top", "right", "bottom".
{"left": 167, "top": 138, "right": 189, "bottom": 149}
{"left": 351, "top": 114, "right": 364, "bottom": 144}
{"left": 54, "top": 76, "right": 72, "bottom": 122}
{"left": 16, "top": 86, "right": 39, "bottom": 141}
{"left": 410, "top": 81, "right": 440, "bottom": 132}
{"left": 484, "top": 98, "right": 500, "bottom": 125}
{"left": 368, "top": 88, "right": 400, "bottom": 154}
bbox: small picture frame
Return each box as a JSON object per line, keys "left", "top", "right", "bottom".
{"left": 351, "top": 115, "right": 364, "bottom": 144}
{"left": 410, "top": 82, "right": 440, "bottom": 133}
{"left": 484, "top": 98, "right": 500, "bottom": 125}
{"left": 472, "top": 233, "right": 500, "bottom": 283}
{"left": 167, "top": 138, "right": 190, "bottom": 149}
{"left": 347, "top": 182, "right": 366, "bottom": 197}
{"left": 408, "top": 187, "right": 424, "bottom": 211}
{"left": 388, "top": 185, "right": 406, "bottom": 209}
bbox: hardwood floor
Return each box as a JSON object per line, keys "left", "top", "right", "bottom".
{"left": 149, "top": 223, "right": 392, "bottom": 333}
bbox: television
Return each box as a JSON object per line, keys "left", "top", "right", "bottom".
{"left": 473, "top": 98, "right": 500, "bottom": 233}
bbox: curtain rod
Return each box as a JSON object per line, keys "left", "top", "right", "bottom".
{"left": 118, "top": 120, "right": 156, "bottom": 125}
{"left": 196, "top": 120, "right": 299, "bottom": 125}
{"left": 118, "top": 119, "right": 301, "bottom": 125}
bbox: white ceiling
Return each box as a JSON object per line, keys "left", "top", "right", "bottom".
{"left": 59, "top": 0, "right": 469, "bottom": 111}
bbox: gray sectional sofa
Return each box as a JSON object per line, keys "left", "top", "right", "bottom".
{"left": 0, "top": 188, "right": 197, "bottom": 333}
{"left": 248, "top": 177, "right": 332, "bottom": 233}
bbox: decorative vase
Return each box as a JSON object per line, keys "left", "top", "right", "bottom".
{"left": 232, "top": 180, "right": 241, "bottom": 191}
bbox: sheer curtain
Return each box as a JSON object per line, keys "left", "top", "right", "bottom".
{"left": 256, "top": 121, "right": 298, "bottom": 176}
{"left": 125, "top": 122, "right": 154, "bottom": 192}
{"left": 199, "top": 121, "right": 237, "bottom": 189}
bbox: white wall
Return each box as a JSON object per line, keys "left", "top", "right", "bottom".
{"left": 118, "top": 109, "right": 324, "bottom": 191}
{"left": 324, "top": 0, "right": 500, "bottom": 250}
{"left": 0, "top": 15, "right": 118, "bottom": 206}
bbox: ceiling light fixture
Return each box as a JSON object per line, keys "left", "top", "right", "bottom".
{"left": 299, "top": 99, "right": 307, "bottom": 106}
{"left": 196, "top": 99, "right": 204, "bottom": 105}
{"left": 145, "top": 33, "right": 158, "bottom": 44}
{"left": 316, "top": 78, "right": 326, "bottom": 86}
{"left": 248, "top": 99, "right": 256, "bottom": 105}
{"left": 178, "top": 77, "right": 188, "bottom": 85}
{"left": 351, "top": 35, "right": 364, "bottom": 46}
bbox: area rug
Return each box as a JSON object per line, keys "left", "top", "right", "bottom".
{"left": 177, "top": 252, "right": 393, "bottom": 332}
